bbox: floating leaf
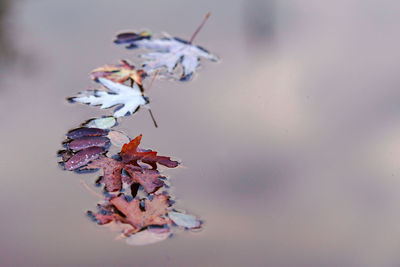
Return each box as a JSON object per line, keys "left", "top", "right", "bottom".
{"left": 120, "top": 134, "right": 179, "bottom": 169}
{"left": 89, "top": 194, "right": 171, "bottom": 236}
{"left": 64, "top": 146, "right": 104, "bottom": 171}
{"left": 70, "top": 78, "right": 148, "bottom": 118}
{"left": 168, "top": 211, "right": 201, "bottom": 229}
{"left": 115, "top": 31, "right": 217, "bottom": 81}
{"left": 85, "top": 117, "right": 117, "bottom": 129}
{"left": 68, "top": 136, "right": 110, "bottom": 151}
{"left": 91, "top": 60, "right": 145, "bottom": 86}
{"left": 67, "top": 127, "right": 108, "bottom": 139}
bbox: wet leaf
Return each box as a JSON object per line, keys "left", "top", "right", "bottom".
{"left": 89, "top": 194, "right": 171, "bottom": 236}
{"left": 67, "top": 127, "right": 108, "bottom": 139}
{"left": 120, "top": 134, "right": 179, "bottom": 169}
{"left": 70, "top": 78, "right": 148, "bottom": 118}
{"left": 91, "top": 60, "right": 145, "bottom": 86}
{"left": 68, "top": 136, "right": 110, "bottom": 151}
{"left": 84, "top": 156, "right": 165, "bottom": 193}
{"left": 124, "top": 165, "right": 166, "bottom": 194}
{"left": 168, "top": 211, "right": 201, "bottom": 229}
{"left": 125, "top": 228, "right": 171, "bottom": 246}
{"left": 85, "top": 117, "right": 117, "bottom": 129}
{"left": 64, "top": 146, "right": 104, "bottom": 171}
{"left": 85, "top": 157, "right": 124, "bottom": 192}
{"left": 115, "top": 31, "right": 217, "bottom": 81}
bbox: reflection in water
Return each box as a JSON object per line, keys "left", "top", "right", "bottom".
{"left": 243, "top": 0, "right": 276, "bottom": 50}
{"left": 0, "top": 0, "right": 15, "bottom": 66}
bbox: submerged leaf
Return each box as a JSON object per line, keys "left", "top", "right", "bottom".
{"left": 115, "top": 31, "right": 217, "bottom": 81}
{"left": 125, "top": 228, "right": 170, "bottom": 246}
{"left": 107, "top": 130, "right": 130, "bottom": 148}
{"left": 70, "top": 78, "right": 148, "bottom": 118}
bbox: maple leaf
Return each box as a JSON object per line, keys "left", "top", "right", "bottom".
{"left": 114, "top": 31, "right": 217, "bottom": 81}
{"left": 120, "top": 134, "right": 179, "bottom": 169}
{"left": 91, "top": 60, "right": 146, "bottom": 86}
{"left": 88, "top": 193, "right": 171, "bottom": 236}
{"left": 70, "top": 77, "right": 148, "bottom": 118}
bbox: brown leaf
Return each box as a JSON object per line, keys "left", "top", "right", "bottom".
{"left": 85, "top": 157, "right": 165, "bottom": 193}
{"left": 85, "top": 157, "right": 124, "bottom": 192}
{"left": 89, "top": 194, "right": 171, "bottom": 236}
{"left": 124, "top": 165, "right": 165, "bottom": 194}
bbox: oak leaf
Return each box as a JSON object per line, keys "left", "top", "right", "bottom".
{"left": 88, "top": 193, "right": 171, "bottom": 236}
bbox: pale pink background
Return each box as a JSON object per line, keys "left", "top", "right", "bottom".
{"left": 1, "top": 0, "right": 400, "bottom": 266}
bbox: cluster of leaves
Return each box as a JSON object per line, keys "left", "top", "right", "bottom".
{"left": 59, "top": 13, "right": 216, "bottom": 245}
{"left": 58, "top": 124, "right": 200, "bottom": 244}
{"left": 69, "top": 13, "right": 217, "bottom": 123}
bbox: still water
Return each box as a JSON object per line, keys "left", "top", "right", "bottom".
{"left": 2, "top": 0, "right": 400, "bottom": 266}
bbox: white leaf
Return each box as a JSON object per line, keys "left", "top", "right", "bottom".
{"left": 117, "top": 33, "right": 217, "bottom": 81}
{"left": 85, "top": 116, "right": 116, "bottom": 129}
{"left": 71, "top": 78, "right": 147, "bottom": 117}
{"left": 168, "top": 211, "right": 201, "bottom": 229}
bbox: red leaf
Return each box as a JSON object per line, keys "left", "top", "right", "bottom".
{"left": 120, "top": 135, "right": 179, "bottom": 169}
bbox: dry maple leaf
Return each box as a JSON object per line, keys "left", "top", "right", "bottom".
{"left": 91, "top": 60, "right": 146, "bottom": 86}
{"left": 88, "top": 193, "right": 171, "bottom": 236}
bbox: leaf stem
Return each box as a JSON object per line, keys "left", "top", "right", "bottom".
{"left": 147, "top": 108, "right": 158, "bottom": 128}
{"left": 189, "top": 12, "right": 211, "bottom": 44}
{"left": 145, "top": 70, "right": 159, "bottom": 92}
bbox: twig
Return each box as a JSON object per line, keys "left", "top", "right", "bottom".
{"left": 189, "top": 12, "right": 211, "bottom": 44}
{"left": 147, "top": 108, "right": 158, "bottom": 128}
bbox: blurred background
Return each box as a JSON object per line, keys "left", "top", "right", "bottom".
{"left": 2, "top": 0, "right": 400, "bottom": 266}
